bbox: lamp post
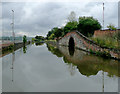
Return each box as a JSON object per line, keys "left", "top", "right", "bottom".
{"left": 12, "top": 10, "right": 15, "bottom": 44}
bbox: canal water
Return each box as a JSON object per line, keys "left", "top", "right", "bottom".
{"left": 2, "top": 43, "right": 119, "bottom": 92}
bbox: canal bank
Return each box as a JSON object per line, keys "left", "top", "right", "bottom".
{"left": 46, "top": 39, "right": 120, "bottom": 60}
{"left": 0, "top": 41, "right": 31, "bottom": 57}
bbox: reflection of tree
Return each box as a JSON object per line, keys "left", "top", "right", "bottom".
{"left": 46, "top": 43, "right": 63, "bottom": 57}
{"left": 77, "top": 63, "right": 99, "bottom": 77}
{"left": 35, "top": 42, "right": 44, "bottom": 46}
{"left": 23, "top": 45, "right": 27, "bottom": 53}
{"left": 63, "top": 55, "right": 99, "bottom": 77}
{"left": 64, "top": 55, "right": 119, "bottom": 77}
{"left": 67, "top": 63, "right": 76, "bottom": 76}
{"left": 63, "top": 57, "right": 76, "bottom": 76}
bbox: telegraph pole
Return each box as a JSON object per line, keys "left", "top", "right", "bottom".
{"left": 103, "top": 3, "right": 104, "bottom": 30}
{"left": 12, "top": 10, "right": 15, "bottom": 44}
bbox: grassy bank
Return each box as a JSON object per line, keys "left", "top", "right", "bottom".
{"left": 91, "top": 32, "right": 119, "bottom": 49}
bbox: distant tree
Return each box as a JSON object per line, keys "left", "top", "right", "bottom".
{"left": 46, "top": 27, "right": 63, "bottom": 40}
{"left": 67, "top": 11, "right": 76, "bottom": 22}
{"left": 107, "top": 24, "right": 117, "bottom": 30}
{"left": 48, "top": 27, "right": 58, "bottom": 40}
{"left": 77, "top": 16, "right": 101, "bottom": 37}
{"left": 23, "top": 35, "right": 27, "bottom": 45}
{"left": 35, "top": 36, "right": 44, "bottom": 40}
{"left": 54, "top": 29, "right": 63, "bottom": 38}
{"left": 48, "top": 33, "right": 55, "bottom": 40}
{"left": 54, "top": 28, "right": 63, "bottom": 41}
{"left": 47, "top": 31, "right": 52, "bottom": 39}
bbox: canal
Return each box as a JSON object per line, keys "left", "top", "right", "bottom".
{"left": 2, "top": 43, "right": 119, "bottom": 92}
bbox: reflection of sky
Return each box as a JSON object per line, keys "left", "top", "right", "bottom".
{"left": 2, "top": 44, "right": 118, "bottom": 92}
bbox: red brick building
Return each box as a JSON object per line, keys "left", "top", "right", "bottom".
{"left": 93, "top": 29, "right": 118, "bottom": 37}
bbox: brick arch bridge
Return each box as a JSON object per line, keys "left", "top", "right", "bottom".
{"left": 58, "top": 30, "right": 119, "bottom": 60}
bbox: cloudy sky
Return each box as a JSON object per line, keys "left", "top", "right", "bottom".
{"left": 2, "top": 1, "right": 119, "bottom": 37}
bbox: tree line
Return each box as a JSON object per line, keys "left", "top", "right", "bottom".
{"left": 46, "top": 11, "right": 102, "bottom": 40}
{"left": 36, "top": 11, "right": 117, "bottom": 41}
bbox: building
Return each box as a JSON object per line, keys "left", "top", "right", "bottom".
{"left": 93, "top": 29, "right": 119, "bottom": 38}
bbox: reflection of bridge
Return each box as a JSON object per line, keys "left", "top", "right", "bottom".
{"left": 46, "top": 43, "right": 119, "bottom": 77}
{"left": 47, "top": 42, "right": 119, "bottom": 92}
{"left": 59, "top": 46, "right": 119, "bottom": 77}
{"left": 58, "top": 30, "right": 119, "bottom": 60}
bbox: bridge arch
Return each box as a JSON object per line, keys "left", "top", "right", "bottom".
{"left": 68, "top": 37, "right": 75, "bottom": 56}
{"left": 69, "top": 37, "right": 75, "bottom": 48}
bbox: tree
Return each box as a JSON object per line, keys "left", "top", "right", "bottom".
{"left": 47, "top": 27, "right": 58, "bottom": 40}
{"left": 35, "top": 36, "right": 44, "bottom": 40}
{"left": 67, "top": 11, "right": 76, "bottom": 22}
{"left": 54, "top": 28, "right": 63, "bottom": 38}
{"left": 47, "top": 27, "right": 63, "bottom": 40}
{"left": 23, "top": 35, "right": 27, "bottom": 45}
{"left": 47, "top": 31, "right": 52, "bottom": 39}
{"left": 64, "top": 21, "right": 78, "bottom": 35}
{"left": 77, "top": 16, "right": 101, "bottom": 37}
{"left": 48, "top": 33, "right": 55, "bottom": 40}
{"left": 107, "top": 24, "right": 117, "bottom": 30}
{"left": 63, "top": 11, "right": 78, "bottom": 35}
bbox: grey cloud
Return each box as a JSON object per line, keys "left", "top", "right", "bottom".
{"left": 2, "top": 2, "right": 118, "bottom": 37}
{"left": 2, "top": 2, "right": 67, "bottom": 36}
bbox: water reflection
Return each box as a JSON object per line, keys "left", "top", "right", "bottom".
{"left": 47, "top": 44, "right": 63, "bottom": 57}
{"left": 10, "top": 50, "right": 15, "bottom": 82}
{"left": 23, "top": 45, "right": 27, "bottom": 53}
{"left": 102, "top": 71, "right": 104, "bottom": 92}
{"left": 67, "top": 63, "right": 76, "bottom": 76}
{"left": 35, "top": 42, "right": 44, "bottom": 46}
{"left": 2, "top": 43, "right": 118, "bottom": 92}
{"left": 46, "top": 43, "right": 119, "bottom": 77}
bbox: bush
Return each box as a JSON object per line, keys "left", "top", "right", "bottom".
{"left": 91, "top": 33, "right": 119, "bottom": 49}
{"left": 63, "top": 21, "right": 78, "bottom": 35}
{"left": 77, "top": 16, "right": 101, "bottom": 37}
{"left": 107, "top": 24, "right": 117, "bottom": 30}
{"left": 89, "top": 49, "right": 111, "bottom": 58}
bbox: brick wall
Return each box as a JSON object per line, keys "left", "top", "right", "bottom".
{"left": 94, "top": 30, "right": 116, "bottom": 37}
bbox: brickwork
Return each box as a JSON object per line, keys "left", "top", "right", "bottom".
{"left": 94, "top": 30, "right": 116, "bottom": 37}
{"left": 58, "top": 30, "right": 120, "bottom": 60}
